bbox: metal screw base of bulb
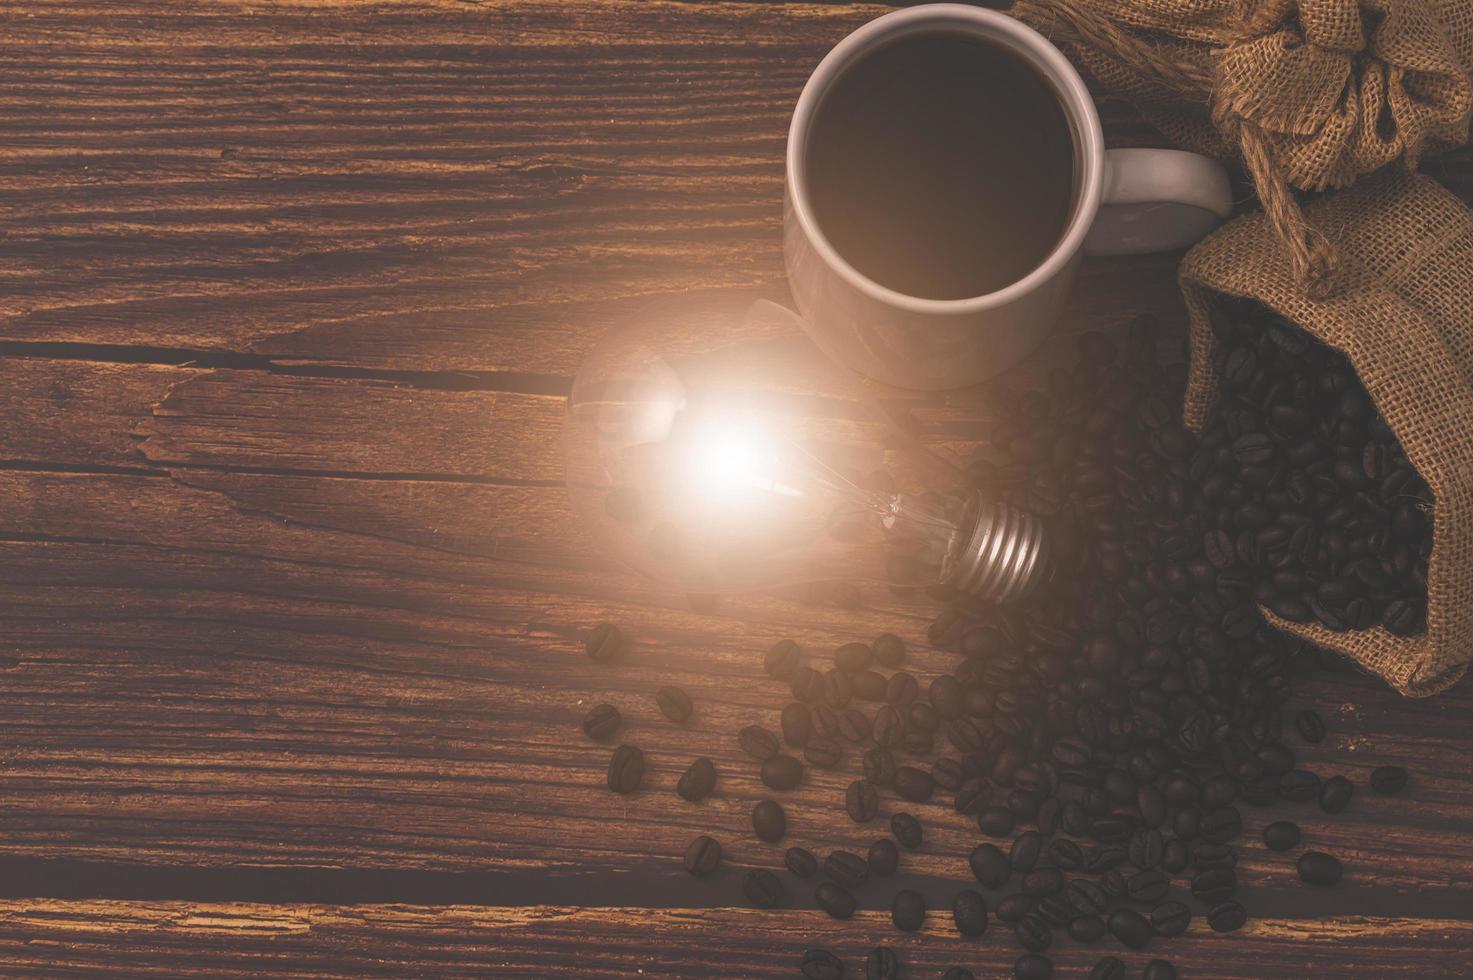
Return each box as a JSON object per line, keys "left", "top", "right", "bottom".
{"left": 945, "top": 492, "right": 1049, "bottom": 603}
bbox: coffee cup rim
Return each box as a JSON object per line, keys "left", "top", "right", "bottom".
{"left": 786, "top": 4, "right": 1106, "bottom": 315}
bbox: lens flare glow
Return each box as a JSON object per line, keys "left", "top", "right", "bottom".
{"left": 684, "top": 416, "right": 798, "bottom": 505}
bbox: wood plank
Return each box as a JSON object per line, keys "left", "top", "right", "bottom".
{"left": 0, "top": 901, "right": 1470, "bottom": 978}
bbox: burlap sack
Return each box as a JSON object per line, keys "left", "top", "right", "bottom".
{"left": 1014, "top": 0, "right": 1473, "bottom": 291}
{"left": 1179, "top": 167, "right": 1473, "bottom": 695}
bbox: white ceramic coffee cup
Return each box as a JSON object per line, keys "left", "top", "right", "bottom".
{"left": 784, "top": 4, "right": 1233, "bottom": 390}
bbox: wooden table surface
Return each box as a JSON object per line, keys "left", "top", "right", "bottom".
{"left": 3, "top": 1, "right": 1472, "bottom": 976}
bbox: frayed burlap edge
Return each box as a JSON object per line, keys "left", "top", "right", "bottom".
{"left": 1180, "top": 168, "right": 1473, "bottom": 696}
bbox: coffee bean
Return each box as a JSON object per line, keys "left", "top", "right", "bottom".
{"left": 1295, "top": 709, "right": 1326, "bottom": 743}
{"left": 761, "top": 754, "right": 804, "bottom": 791}
{"left": 967, "top": 842, "right": 1010, "bottom": 888}
{"left": 885, "top": 671, "right": 920, "bottom": 705}
{"left": 1129, "top": 828, "right": 1164, "bottom": 870}
{"left": 873, "top": 705, "right": 906, "bottom": 748}
{"left": 861, "top": 747, "right": 897, "bottom": 787}
{"left": 1068, "top": 914, "right": 1106, "bottom": 943}
{"left": 1320, "top": 774, "right": 1354, "bottom": 813}
{"left": 1190, "top": 843, "right": 1237, "bottom": 871}
{"left": 742, "top": 868, "right": 782, "bottom": 908}
{"left": 1014, "top": 953, "right": 1053, "bottom": 980}
{"left": 873, "top": 632, "right": 906, "bottom": 668}
{"left": 834, "top": 642, "right": 873, "bottom": 673}
{"left": 676, "top": 757, "right": 716, "bottom": 802}
{"left": 812, "top": 704, "right": 840, "bottom": 739}
{"left": 1010, "top": 831, "right": 1044, "bottom": 872}
{"left": 1089, "top": 957, "right": 1126, "bottom": 980}
{"left": 1279, "top": 769, "right": 1321, "bottom": 803}
{"left": 845, "top": 669, "right": 883, "bottom": 702}
{"left": 979, "top": 806, "right": 1016, "bottom": 836}
{"left": 816, "top": 881, "right": 856, "bottom": 920}
{"left": 804, "top": 736, "right": 844, "bottom": 769}
{"left": 1023, "top": 867, "right": 1064, "bottom": 898}
{"left": 1297, "top": 850, "right": 1344, "bottom": 885}
{"left": 765, "top": 639, "right": 802, "bottom": 679}
{"left": 1161, "top": 839, "right": 1189, "bottom": 874}
{"left": 907, "top": 702, "right": 940, "bottom": 733}
{"left": 824, "top": 849, "right": 869, "bottom": 889}
{"left": 891, "top": 812, "right": 923, "bottom": 850}
{"left": 752, "top": 799, "right": 786, "bottom": 843}
{"left": 930, "top": 675, "right": 965, "bottom": 719}
{"left": 1143, "top": 960, "right": 1178, "bottom": 980}
{"left": 1127, "top": 869, "right": 1169, "bottom": 903}
{"left": 866, "top": 946, "right": 899, "bottom": 980}
{"left": 822, "top": 669, "right": 853, "bottom": 709}
{"left": 846, "top": 779, "right": 879, "bottom": 823}
{"left": 894, "top": 766, "right": 935, "bottom": 802}
{"left": 892, "top": 889, "right": 926, "bottom": 932}
{"left": 607, "top": 744, "right": 644, "bottom": 794}
{"left": 1191, "top": 867, "right": 1237, "bottom": 903}
{"left": 1015, "top": 913, "right": 1053, "bottom": 951}
{"left": 1065, "top": 879, "right": 1108, "bottom": 916}
{"left": 1263, "top": 820, "right": 1300, "bottom": 851}
{"left": 654, "top": 686, "right": 693, "bottom": 724}
{"left": 838, "top": 707, "right": 872, "bottom": 743}
{"left": 786, "top": 846, "right": 818, "bottom": 879}
{"left": 953, "top": 889, "right": 989, "bottom": 936}
{"left": 996, "top": 894, "right": 1037, "bottom": 924}
{"left": 790, "top": 666, "right": 824, "bottom": 703}
{"left": 1150, "top": 900, "right": 1191, "bottom": 937}
{"left": 799, "top": 949, "right": 843, "bottom": 980}
{"left": 868, "top": 838, "right": 900, "bottom": 878}
{"left": 780, "top": 702, "right": 813, "bottom": 748}
{"left": 1106, "top": 907, "right": 1152, "bottom": 949}
{"left": 739, "top": 725, "right": 780, "bottom": 761}
{"left": 1047, "top": 839, "right": 1084, "bottom": 871}
{"left": 582, "top": 703, "right": 621, "bottom": 740}
{"left": 1085, "top": 846, "right": 1126, "bottom": 874}
{"left": 1207, "top": 900, "right": 1247, "bottom": 932}
{"left": 1199, "top": 806, "right": 1242, "bottom": 843}
{"left": 586, "top": 623, "right": 623, "bottom": 662}
{"left": 684, "top": 835, "right": 721, "bottom": 876}
{"left": 1371, "top": 765, "right": 1409, "bottom": 795}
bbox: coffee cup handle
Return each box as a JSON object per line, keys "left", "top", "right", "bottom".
{"left": 1083, "top": 148, "right": 1234, "bottom": 256}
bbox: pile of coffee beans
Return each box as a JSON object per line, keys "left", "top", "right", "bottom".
{"left": 578, "top": 304, "right": 1426, "bottom": 978}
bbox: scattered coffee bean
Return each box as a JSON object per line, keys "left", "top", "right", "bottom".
{"left": 582, "top": 703, "right": 621, "bottom": 740}
{"left": 765, "top": 638, "right": 802, "bottom": 679}
{"left": 824, "top": 850, "right": 868, "bottom": 889}
{"left": 585, "top": 623, "right": 623, "bottom": 662}
{"left": 1011, "top": 831, "right": 1044, "bottom": 872}
{"left": 1150, "top": 901, "right": 1191, "bottom": 937}
{"left": 1068, "top": 914, "right": 1105, "bottom": 943}
{"left": 953, "top": 889, "right": 989, "bottom": 936}
{"left": 799, "top": 948, "right": 843, "bottom": 980}
{"left": 1127, "top": 869, "right": 1170, "bottom": 904}
{"left": 847, "top": 779, "right": 880, "bottom": 823}
{"left": 684, "top": 835, "right": 721, "bottom": 876}
{"left": 742, "top": 868, "right": 782, "bottom": 908}
{"left": 1191, "top": 868, "right": 1237, "bottom": 903}
{"left": 1296, "top": 709, "right": 1327, "bottom": 743}
{"left": 891, "top": 812, "right": 923, "bottom": 850}
{"left": 1279, "top": 769, "right": 1321, "bottom": 803}
{"left": 866, "top": 946, "right": 899, "bottom": 980}
{"left": 996, "top": 894, "right": 1037, "bottom": 924}
{"left": 1143, "top": 960, "right": 1178, "bottom": 980}
{"left": 781, "top": 702, "right": 813, "bottom": 748}
{"left": 1207, "top": 900, "right": 1247, "bottom": 932}
{"left": 852, "top": 670, "right": 888, "bottom": 702}
{"left": 606, "top": 744, "right": 644, "bottom": 794}
{"left": 970, "top": 843, "right": 1012, "bottom": 888}
{"left": 1371, "top": 765, "right": 1409, "bottom": 795}
{"left": 892, "top": 889, "right": 926, "bottom": 932}
{"left": 1263, "top": 820, "right": 1301, "bottom": 851}
{"left": 1014, "top": 953, "right": 1053, "bottom": 980}
{"left": 1065, "top": 880, "right": 1108, "bottom": 917}
{"left": 655, "top": 686, "right": 693, "bottom": 724}
{"left": 761, "top": 754, "right": 804, "bottom": 792}
{"left": 1106, "top": 907, "right": 1152, "bottom": 949}
{"left": 869, "top": 838, "right": 899, "bottom": 877}
{"left": 894, "top": 765, "right": 935, "bottom": 802}
{"left": 786, "top": 846, "right": 818, "bottom": 879}
{"left": 804, "top": 736, "right": 844, "bottom": 769}
{"left": 873, "top": 706, "right": 906, "bottom": 748}
{"left": 1161, "top": 839, "right": 1189, "bottom": 874}
{"left": 676, "top": 757, "right": 716, "bottom": 802}
{"left": 979, "top": 806, "right": 1016, "bottom": 836}
{"left": 1298, "top": 850, "right": 1344, "bottom": 885}
{"left": 838, "top": 707, "right": 873, "bottom": 743}
{"left": 834, "top": 641, "right": 873, "bottom": 673}
{"left": 1023, "top": 867, "right": 1064, "bottom": 898}
{"left": 886, "top": 671, "right": 919, "bottom": 705}
{"left": 816, "top": 882, "right": 856, "bottom": 920}
{"left": 822, "top": 668, "right": 853, "bottom": 708}
{"left": 1015, "top": 913, "right": 1053, "bottom": 952}
{"left": 872, "top": 633, "right": 906, "bottom": 667}
{"left": 1089, "top": 957, "right": 1126, "bottom": 980}
{"left": 1320, "top": 775, "right": 1354, "bottom": 813}
{"left": 739, "top": 725, "right": 780, "bottom": 761}
{"left": 752, "top": 799, "right": 786, "bottom": 843}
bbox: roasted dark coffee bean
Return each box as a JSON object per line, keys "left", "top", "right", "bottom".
{"left": 1089, "top": 956, "right": 1127, "bottom": 980}
{"left": 607, "top": 744, "right": 644, "bottom": 794}
{"left": 799, "top": 948, "right": 843, "bottom": 980}
{"left": 873, "top": 705, "right": 906, "bottom": 748}
{"left": 869, "top": 838, "right": 900, "bottom": 877}
{"left": 864, "top": 747, "right": 898, "bottom": 786}
{"left": 582, "top": 703, "right": 622, "bottom": 741}
{"left": 812, "top": 704, "right": 840, "bottom": 738}
{"left": 655, "top": 686, "right": 693, "bottom": 723}
{"left": 866, "top": 946, "right": 899, "bottom": 980}
{"left": 996, "top": 893, "right": 1037, "bottom": 924}
{"left": 765, "top": 638, "right": 802, "bottom": 679}
{"left": 1295, "top": 709, "right": 1326, "bottom": 743}
{"left": 1263, "top": 820, "right": 1301, "bottom": 851}
{"left": 1298, "top": 850, "right": 1344, "bottom": 885}
{"left": 1190, "top": 842, "right": 1237, "bottom": 871}
{"left": 825, "top": 849, "right": 869, "bottom": 888}
{"left": 586, "top": 623, "right": 623, "bottom": 662}
{"left": 1010, "top": 831, "right": 1044, "bottom": 872}
{"left": 892, "top": 889, "right": 926, "bottom": 932}
{"left": 933, "top": 757, "right": 965, "bottom": 792}
{"left": 834, "top": 641, "right": 873, "bottom": 673}
{"left": 1047, "top": 839, "right": 1084, "bottom": 871}
{"left": 816, "top": 882, "right": 857, "bottom": 920}
{"left": 804, "top": 736, "right": 844, "bottom": 769}
{"left": 1036, "top": 894, "right": 1075, "bottom": 930}
{"left": 1065, "top": 879, "right": 1109, "bottom": 916}
{"left": 1127, "top": 870, "right": 1169, "bottom": 904}
{"left": 1191, "top": 867, "right": 1237, "bottom": 903}
{"left": 852, "top": 669, "right": 888, "bottom": 702}
{"left": 1207, "top": 900, "right": 1247, "bottom": 932}
{"left": 979, "top": 806, "right": 1016, "bottom": 836}
{"left": 885, "top": 671, "right": 919, "bottom": 706}
{"left": 1129, "top": 828, "right": 1164, "bottom": 870}
{"left": 1371, "top": 765, "right": 1409, "bottom": 795}
{"left": 894, "top": 766, "right": 935, "bottom": 802}
{"left": 742, "top": 868, "right": 783, "bottom": 908}
{"left": 1161, "top": 839, "right": 1189, "bottom": 874}
{"left": 1085, "top": 846, "right": 1127, "bottom": 874}
{"left": 684, "top": 835, "right": 721, "bottom": 876}
{"left": 1199, "top": 806, "right": 1241, "bottom": 843}
{"left": 971, "top": 842, "right": 1012, "bottom": 888}
{"left": 1273, "top": 767, "right": 1317, "bottom": 803}
{"left": 1320, "top": 774, "right": 1354, "bottom": 813}
{"left": 761, "top": 754, "right": 804, "bottom": 792}
{"left": 782, "top": 702, "right": 813, "bottom": 748}
{"left": 1142, "top": 960, "right": 1178, "bottom": 980}
{"left": 1068, "top": 914, "right": 1106, "bottom": 943}
{"left": 1014, "top": 953, "right": 1054, "bottom": 980}
{"left": 1150, "top": 900, "right": 1191, "bottom": 937}
{"left": 1098, "top": 869, "right": 1126, "bottom": 899}
{"left": 902, "top": 727, "right": 934, "bottom": 756}
{"left": 786, "top": 846, "right": 819, "bottom": 879}
{"left": 1106, "top": 907, "right": 1152, "bottom": 949}
{"left": 873, "top": 633, "right": 906, "bottom": 668}
{"left": 847, "top": 779, "right": 880, "bottom": 823}
{"left": 907, "top": 702, "right": 941, "bottom": 733}
{"left": 822, "top": 669, "right": 853, "bottom": 708}
{"left": 790, "top": 665, "right": 824, "bottom": 703}
{"left": 1015, "top": 913, "right": 1053, "bottom": 952}
{"left": 891, "top": 812, "right": 923, "bottom": 850}
{"left": 752, "top": 799, "right": 786, "bottom": 843}
{"left": 954, "top": 889, "right": 989, "bottom": 936}
{"left": 1023, "top": 867, "right": 1064, "bottom": 898}
{"left": 930, "top": 674, "right": 965, "bottom": 718}
{"left": 677, "top": 757, "right": 716, "bottom": 802}
{"left": 838, "top": 707, "right": 872, "bottom": 743}
{"left": 739, "top": 725, "right": 780, "bottom": 761}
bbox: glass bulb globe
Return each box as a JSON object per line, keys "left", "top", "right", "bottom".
{"left": 563, "top": 298, "right": 1049, "bottom": 599}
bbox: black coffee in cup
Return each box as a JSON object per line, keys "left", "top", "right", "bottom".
{"left": 803, "top": 32, "right": 1076, "bottom": 301}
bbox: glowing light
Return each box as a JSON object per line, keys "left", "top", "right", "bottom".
{"left": 683, "top": 415, "right": 799, "bottom": 504}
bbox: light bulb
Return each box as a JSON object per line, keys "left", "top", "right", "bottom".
{"left": 563, "top": 298, "right": 1049, "bottom": 600}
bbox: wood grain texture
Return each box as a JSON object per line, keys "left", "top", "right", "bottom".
{"left": 3, "top": 0, "right": 1473, "bottom": 976}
